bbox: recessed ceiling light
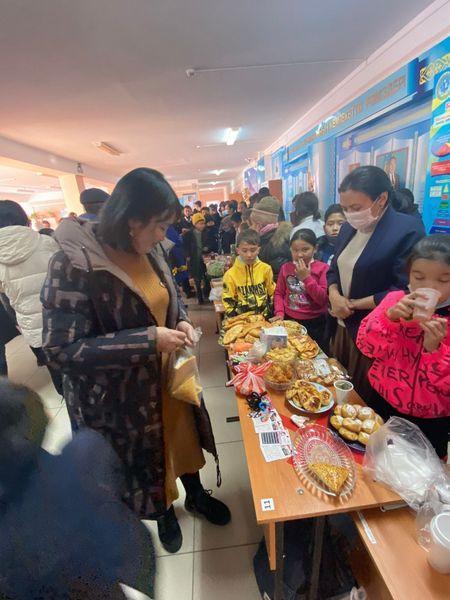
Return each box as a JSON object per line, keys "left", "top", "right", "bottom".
{"left": 225, "top": 127, "right": 241, "bottom": 146}
{"left": 93, "top": 141, "right": 122, "bottom": 156}
{"left": 212, "top": 169, "right": 225, "bottom": 176}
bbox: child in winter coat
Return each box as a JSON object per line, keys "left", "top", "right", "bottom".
{"left": 357, "top": 234, "right": 450, "bottom": 458}
{"left": 274, "top": 229, "right": 329, "bottom": 348}
{"left": 222, "top": 229, "right": 275, "bottom": 318}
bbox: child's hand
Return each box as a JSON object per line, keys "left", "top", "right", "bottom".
{"left": 295, "top": 259, "right": 310, "bottom": 281}
{"left": 386, "top": 293, "right": 416, "bottom": 322}
{"left": 421, "top": 318, "right": 447, "bottom": 352}
{"left": 269, "top": 316, "right": 283, "bottom": 323}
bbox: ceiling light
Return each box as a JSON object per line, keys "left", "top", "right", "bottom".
{"left": 93, "top": 141, "right": 122, "bottom": 156}
{"left": 212, "top": 169, "right": 225, "bottom": 176}
{"left": 225, "top": 127, "right": 241, "bottom": 146}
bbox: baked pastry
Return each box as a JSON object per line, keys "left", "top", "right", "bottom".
{"left": 358, "top": 432, "right": 370, "bottom": 445}
{"left": 334, "top": 405, "right": 343, "bottom": 416}
{"left": 223, "top": 324, "right": 244, "bottom": 345}
{"left": 342, "top": 418, "right": 362, "bottom": 433}
{"left": 309, "top": 462, "right": 350, "bottom": 494}
{"left": 339, "top": 427, "right": 358, "bottom": 442}
{"left": 375, "top": 414, "right": 384, "bottom": 426}
{"left": 341, "top": 404, "right": 358, "bottom": 419}
{"left": 330, "top": 415, "right": 344, "bottom": 429}
{"left": 357, "top": 406, "right": 375, "bottom": 421}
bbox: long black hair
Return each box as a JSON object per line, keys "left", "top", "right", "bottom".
{"left": 0, "top": 200, "right": 29, "bottom": 228}
{"left": 292, "top": 192, "right": 321, "bottom": 225}
{"left": 290, "top": 228, "right": 317, "bottom": 247}
{"left": 407, "top": 234, "right": 450, "bottom": 269}
{"left": 97, "top": 168, "right": 180, "bottom": 252}
{"left": 338, "top": 165, "right": 394, "bottom": 203}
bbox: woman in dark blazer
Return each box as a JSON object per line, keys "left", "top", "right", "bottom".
{"left": 327, "top": 166, "right": 424, "bottom": 406}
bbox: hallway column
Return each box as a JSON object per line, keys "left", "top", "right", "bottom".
{"left": 59, "top": 174, "right": 85, "bottom": 215}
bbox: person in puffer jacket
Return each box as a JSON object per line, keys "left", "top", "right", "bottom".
{"left": 0, "top": 200, "right": 61, "bottom": 393}
{"left": 222, "top": 229, "right": 275, "bottom": 318}
{"left": 357, "top": 234, "right": 450, "bottom": 458}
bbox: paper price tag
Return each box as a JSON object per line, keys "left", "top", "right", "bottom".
{"left": 261, "top": 498, "right": 275, "bottom": 512}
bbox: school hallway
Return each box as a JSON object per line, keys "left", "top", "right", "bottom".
{"left": 5, "top": 301, "right": 262, "bottom": 600}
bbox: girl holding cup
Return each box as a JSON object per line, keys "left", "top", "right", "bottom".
{"left": 356, "top": 235, "right": 450, "bottom": 457}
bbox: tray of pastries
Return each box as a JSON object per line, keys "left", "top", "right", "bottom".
{"left": 286, "top": 380, "right": 334, "bottom": 414}
{"left": 329, "top": 404, "right": 384, "bottom": 452}
{"left": 222, "top": 312, "right": 270, "bottom": 346}
{"left": 287, "top": 335, "right": 320, "bottom": 359}
{"left": 264, "top": 346, "right": 297, "bottom": 363}
{"left": 269, "top": 320, "right": 307, "bottom": 336}
{"left": 296, "top": 358, "right": 348, "bottom": 386}
{"left": 263, "top": 361, "right": 296, "bottom": 391}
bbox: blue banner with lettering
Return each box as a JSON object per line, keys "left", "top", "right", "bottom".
{"left": 423, "top": 66, "right": 450, "bottom": 233}
{"left": 286, "top": 64, "right": 413, "bottom": 163}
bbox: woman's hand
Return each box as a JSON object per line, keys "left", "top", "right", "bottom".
{"left": 386, "top": 293, "right": 416, "bottom": 322}
{"left": 329, "top": 291, "right": 354, "bottom": 320}
{"left": 421, "top": 318, "right": 447, "bottom": 353}
{"left": 295, "top": 259, "right": 310, "bottom": 281}
{"left": 176, "top": 321, "right": 195, "bottom": 347}
{"left": 156, "top": 327, "right": 187, "bottom": 352}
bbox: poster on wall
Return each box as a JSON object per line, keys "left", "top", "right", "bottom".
{"left": 423, "top": 68, "right": 450, "bottom": 234}
{"left": 256, "top": 157, "right": 266, "bottom": 190}
{"left": 282, "top": 155, "right": 309, "bottom": 215}
{"left": 244, "top": 167, "right": 259, "bottom": 195}
{"left": 271, "top": 147, "right": 285, "bottom": 180}
{"left": 180, "top": 193, "right": 197, "bottom": 207}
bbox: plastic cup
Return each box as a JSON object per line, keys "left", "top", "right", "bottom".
{"left": 413, "top": 288, "right": 441, "bottom": 322}
{"left": 333, "top": 380, "right": 354, "bottom": 405}
{"left": 428, "top": 512, "right": 450, "bottom": 574}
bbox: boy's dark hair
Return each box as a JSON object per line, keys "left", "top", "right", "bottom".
{"left": 339, "top": 165, "right": 395, "bottom": 203}
{"left": 290, "top": 228, "right": 317, "bottom": 246}
{"left": 393, "top": 188, "right": 416, "bottom": 214}
{"left": 407, "top": 234, "right": 450, "bottom": 269}
{"left": 97, "top": 168, "right": 180, "bottom": 252}
{"left": 227, "top": 200, "right": 238, "bottom": 213}
{"left": 0, "top": 200, "right": 29, "bottom": 228}
{"left": 231, "top": 212, "right": 242, "bottom": 224}
{"left": 324, "top": 203, "right": 345, "bottom": 223}
{"left": 258, "top": 187, "right": 270, "bottom": 198}
{"left": 236, "top": 228, "right": 260, "bottom": 247}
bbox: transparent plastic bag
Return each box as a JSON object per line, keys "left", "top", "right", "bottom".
{"left": 208, "top": 286, "right": 222, "bottom": 301}
{"left": 168, "top": 327, "right": 203, "bottom": 406}
{"left": 363, "top": 417, "right": 446, "bottom": 511}
{"left": 416, "top": 477, "right": 450, "bottom": 549}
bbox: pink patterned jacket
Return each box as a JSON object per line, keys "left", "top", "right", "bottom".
{"left": 357, "top": 290, "right": 450, "bottom": 419}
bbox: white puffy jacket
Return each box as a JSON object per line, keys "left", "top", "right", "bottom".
{"left": 0, "top": 226, "right": 58, "bottom": 347}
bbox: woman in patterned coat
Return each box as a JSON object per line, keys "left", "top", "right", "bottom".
{"left": 41, "top": 168, "right": 230, "bottom": 554}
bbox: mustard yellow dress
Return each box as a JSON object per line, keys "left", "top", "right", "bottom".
{"left": 108, "top": 251, "right": 205, "bottom": 507}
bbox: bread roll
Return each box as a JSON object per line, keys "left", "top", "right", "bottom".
{"left": 334, "top": 405, "right": 343, "bottom": 416}
{"left": 341, "top": 404, "right": 358, "bottom": 419}
{"left": 375, "top": 414, "right": 384, "bottom": 426}
{"left": 358, "top": 432, "right": 370, "bottom": 445}
{"left": 342, "top": 418, "right": 362, "bottom": 433}
{"left": 330, "top": 415, "right": 344, "bottom": 429}
{"left": 339, "top": 427, "right": 358, "bottom": 442}
{"left": 361, "top": 419, "right": 376, "bottom": 434}
{"left": 357, "top": 406, "right": 375, "bottom": 421}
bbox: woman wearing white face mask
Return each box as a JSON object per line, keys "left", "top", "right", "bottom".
{"left": 327, "top": 165, "right": 424, "bottom": 405}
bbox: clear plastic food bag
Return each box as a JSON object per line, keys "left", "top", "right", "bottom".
{"left": 168, "top": 327, "right": 203, "bottom": 406}
{"left": 363, "top": 417, "right": 446, "bottom": 511}
{"left": 416, "top": 477, "right": 450, "bottom": 549}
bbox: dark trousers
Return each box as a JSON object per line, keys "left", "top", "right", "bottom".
{"left": 194, "top": 276, "right": 210, "bottom": 304}
{"left": 0, "top": 302, "right": 19, "bottom": 376}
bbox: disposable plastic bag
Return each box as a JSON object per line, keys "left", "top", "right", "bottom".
{"left": 363, "top": 417, "right": 446, "bottom": 511}
{"left": 168, "top": 327, "right": 202, "bottom": 406}
{"left": 416, "top": 477, "right": 450, "bottom": 549}
{"left": 208, "top": 286, "right": 222, "bottom": 301}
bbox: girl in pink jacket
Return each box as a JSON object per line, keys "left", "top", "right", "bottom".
{"left": 357, "top": 234, "right": 450, "bottom": 458}
{"left": 274, "top": 229, "right": 329, "bottom": 348}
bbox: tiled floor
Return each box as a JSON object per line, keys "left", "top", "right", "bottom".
{"left": 4, "top": 303, "right": 262, "bottom": 600}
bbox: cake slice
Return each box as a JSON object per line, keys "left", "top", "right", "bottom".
{"left": 309, "top": 462, "right": 350, "bottom": 494}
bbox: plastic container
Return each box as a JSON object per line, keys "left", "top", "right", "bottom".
{"left": 413, "top": 287, "right": 441, "bottom": 322}
{"left": 334, "top": 380, "right": 354, "bottom": 404}
{"left": 428, "top": 512, "right": 450, "bottom": 574}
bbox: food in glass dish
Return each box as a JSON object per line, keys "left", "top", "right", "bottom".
{"left": 265, "top": 362, "right": 295, "bottom": 384}
{"left": 309, "top": 462, "right": 350, "bottom": 494}
{"left": 265, "top": 346, "right": 297, "bottom": 363}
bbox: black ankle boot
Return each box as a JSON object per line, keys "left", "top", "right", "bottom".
{"left": 185, "top": 489, "right": 231, "bottom": 526}
{"left": 156, "top": 505, "right": 183, "bottom": 553}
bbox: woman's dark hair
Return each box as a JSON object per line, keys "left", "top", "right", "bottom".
{"left": 231, "top": 212, "right": 242, "bottom": 224}
{"left": 237, "top": 228, "right": 260, "bottom": 247}
{"left": 407, "top": 234, "right": 450, "bottom": 269}
{"left": 249, "top": 193, "right": 259, "bottom": 207}
{"left": 98, "top": 168, "right": 180, "bottom": 251}
{"left": 0, "top": 200, "right": 29, "bottom": 228}
{"left": 338, "top": 165, "right": 394, "bottom": 203}
{"left": 258, "top": 187, "right": 270, "bottom": 199}
{"left": 292, "top": 192, "right": 321, "bottom": 224}
{"left": 242, "top": 208, "right": 252, "bottom": 223}
{"left": 393, "top": 188, "right": 415, "bottom": 214}
{"left": 290, "top": 228, "right": 317, "bottom": 247}
{"left": 227, "top": 200, "right": 238, "bottom": 213}
{"left": 324, "top": 203, "right": 345, "bottom": 223}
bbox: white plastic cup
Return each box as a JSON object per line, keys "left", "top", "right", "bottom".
{"left": 333, "top": 380, "right": 354, "bottom": 405}
{"left": 428, "top": 512, "right": 450, "bottom": 574}
{"left": 413, "top": 288, "right": 441, "bottom": 322}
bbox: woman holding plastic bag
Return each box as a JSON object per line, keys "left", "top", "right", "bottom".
{"left": 357, "top": 234, "right": 450, "bottom": 458}
{"left": 42, "top": 168, "right": 230, "bottom": 555}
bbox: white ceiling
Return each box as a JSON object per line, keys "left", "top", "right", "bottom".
{"left": 0, "top": 0, "right": 435, "bottom": 186}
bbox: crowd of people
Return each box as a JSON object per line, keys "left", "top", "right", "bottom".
{"left": 0, "top": 164, "right": 448, "bottom": 597}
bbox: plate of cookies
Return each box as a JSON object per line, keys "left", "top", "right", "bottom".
{"left": 286, "top": 381, "right": 334, "bottom": 414}
{"left": 329, "top": 403, "right": 384, "bottom": 452}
